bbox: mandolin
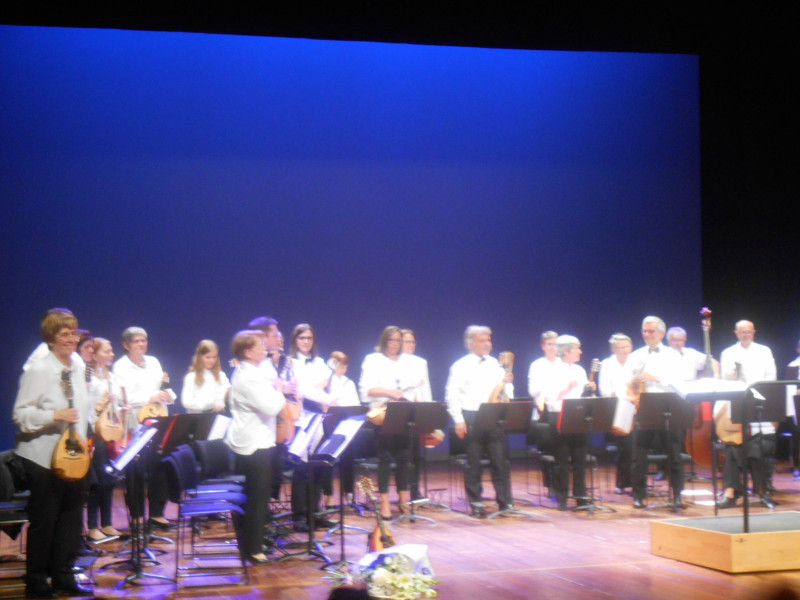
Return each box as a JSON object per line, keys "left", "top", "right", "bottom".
{"left": 489, "top": 352, "right": 514, "bottom": 403}
{"left": 52, "top": 368, "right": 91, "bottom": 481}
{"left": 137, "top": 372, "right": 170, "bottom": 422}
{"left": 96, "top": 379, "right": 125, "bottom": 442}
{"left": 358, "top": 475, "right": 396, "bottom": 552}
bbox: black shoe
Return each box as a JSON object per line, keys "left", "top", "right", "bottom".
{"left": 148, "top": 518, "right": 175, "bottom": 531}
{"left": 470, "top": 504, "right": 487, "bottom": 518}
{"left": 717, "top": 496, "right": 738, "bottom": 509}
{"left": 24, "top": 583, "right": 57, "bottom": 599}
{"left": 499, "top": 503, "right": 515, "bottom": 511}
{"left": 52, "top": 580, "right": 93, "bottom": 597}
{"left": 557, "top": 501, "right": 568, "bottom": 511}
{"left": 576, "top": 498, "right": 591, "bottom": 507}
{"left": 633, "top": 499, "right": 645, "bottom": 509}
{"left": 245, "top": 554, "right": 271, "bottom": 565}
{"left": 760, "top": 495, "right": 776, "bottom": 508}
{"left": 314, "top": 517, "right": 338, "bottom": 530}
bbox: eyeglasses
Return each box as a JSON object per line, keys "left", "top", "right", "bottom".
{"left": 57, "top": 331, "right": 80, "bottom": 340}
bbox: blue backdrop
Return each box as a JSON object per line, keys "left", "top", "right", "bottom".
{"left": 0, "top": 25, "right": 701, "bottom": 448}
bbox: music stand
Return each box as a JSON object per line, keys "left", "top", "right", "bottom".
{"left": 471, "top": 400, "right": 539, "bottom": 520}
{"left": 674, "top": 378, "right": 747, "bottom": 516}
{"left": 159, "top": 413, "right": 217, "bottom": 454}
{"left": 103, "top": 419, "right": 177, "bottom": 588}
{"left": 379, "top": 402, "right": 445, "bottom": 525}
{"left": 731, "top": 381, "right": 794, "bottom": 530}
{"left": 637, "top": 392, "right": 695, "bottom": 512}
{"left": 559, "top": 397, "right": 618, "bottom": 515}
{"left": 313, "top": 406, "right": 369, "bottom": 570}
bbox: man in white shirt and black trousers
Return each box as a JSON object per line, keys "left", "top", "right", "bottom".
{"left": 446, "top": 325, "right": 513, "bottom": 518}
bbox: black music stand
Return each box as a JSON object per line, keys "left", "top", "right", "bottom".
{"left": 159, "top": 412, "right": 217, "bottom": 454}
{"left": 103, "top": 419, "right": 177, "bottom": 588}
{"left": 674, "top": 378, "right": 748, "bottom": 516}
{"left": 471, "top": 400, "right": 538, "bottom": 520}
{"left": 730, "top": 381, "right": 794, "bottom": 529}
{"left": 559, "top": 396, "right": 618, "bottom": 515}
{"left": 637, "top": 392, "right": 695, "bottom": 512}
{"left": 379, "top": 402, "right": 446, "bottom": 525}
{"left": 313, "top": 406, "right": 369, "bottom": 570}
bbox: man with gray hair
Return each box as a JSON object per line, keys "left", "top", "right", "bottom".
{"left": 625, "top": 316, "right": 684, "bottom": 509}
{"left": 666, "top": 326, "right": 710, "bottom": 381}
{"left": 446, "top": 325, "right": 514, "bottom": 517}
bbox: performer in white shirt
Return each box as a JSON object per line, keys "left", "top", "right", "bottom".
{"left": 599, "top": 333, "right": 634, "bottom": 494}
{"left": 112, "top": 326, "right": 173, "bottom": 529}
{"left": 287, "top": 324, "right": 337, "bottom": 529}
{"left": 667, "top": 326, "right": 711, "bottom": 381}
{"left": 445, "top": 325, "right": 513, "bottom": 517}
{"left": 527, "top": 331, "right": 560, "bottom": 458}
{"left": 716, "top": 320, "right": 778, "bottom": 508}
{"left": 401, "top": 328, "right": 434, "bottom": 500}
{"left": 86, "top": 337, "right": 125, "bottom": 542}
{"left": 359, "top": 326, "right": 416, "bottom": 519}
{"left": 13, "top": 310, "right": 93, "bottom": 598}
{"left": 180, "top": 340, "right": 231, "bottom": 414}
{"left": 225, "top": 330, "right": 285, "bottom": 564}
{"left": 626, "top": 316, "right": 685, "bottom": 508}
{"left": 546, "top": 335, "right": 594, "bottom": 511}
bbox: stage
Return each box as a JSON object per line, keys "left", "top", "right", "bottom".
{"left": 3, "top": 460, "right": 800, "bottom": 599}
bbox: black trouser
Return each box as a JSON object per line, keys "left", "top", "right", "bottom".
{"left": 632, "top": 427, "right": 683, "bottom": 502}
{"left": 290, "top": 461, "right": 324, "bottom": 520}
{"left": 87, "top": 439, "right": 115, "bottom": 529}
{"left": 462, "top": 410, "right": 511, "bottom": 507}
{"left": 722, "top": 434, "right": 774, "bottom": 496}
{"left": 547, "top": 412, "right": 587, "bottom": 504}
{"left": 376, "top": 432, "right": 412, "bottom": 495}
{"left": 235, "top": 447, "right": 275, "bottom": 556}
{"left": 21, "top": 457, "right": 87, "bottom": 588}
{"left": 614, "top": 432, "right": 634, "bottom": 489}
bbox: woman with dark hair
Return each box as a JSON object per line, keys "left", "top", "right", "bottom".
{"left": 287, "top": 324, "right": 337, "bottom": 526}
{"left": 226, "top": 330, "right": 285, "bottom": 564}
{"left": 358, "top": 326, "right": 415, "bottom": 518}
{"left": 181, "top": 339, "right": 231, "bottom": 414}
{"left": 13, "top": 310, "right": 93, "bottom": 598}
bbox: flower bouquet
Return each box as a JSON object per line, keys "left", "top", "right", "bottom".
{"left": 327, "top": 544, "right": 439, "bottom": 600}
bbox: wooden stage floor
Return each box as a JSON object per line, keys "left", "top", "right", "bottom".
{"left": 3, "top": 459, "right": 800, "bottom": 600}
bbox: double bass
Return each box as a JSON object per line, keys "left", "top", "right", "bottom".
{"left": 691, "top": 307, "right": 716, "bottom": 467}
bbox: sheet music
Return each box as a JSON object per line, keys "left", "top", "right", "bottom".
{"left": 672, "top": 378, "right": 747, "bottom": 398}
{"left": 207, "top": 414, "right": 232, "bottom": 440}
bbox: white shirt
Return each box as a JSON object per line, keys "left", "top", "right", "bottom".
{"left": 540, "top": 361, "right": 588, "bottom": 413}
{"left": 13, "top": 351, "right": 90, "bottom": 469}
{"left": 445, "top": 353, "right": 513, "bottom": 424}
{"left": 225, "top": 361, "right": 285, "bottom": 456}
{"left": 358, "top": 352, "right": 416, "bottom": 407}
{"left": 599, "top": 355, "right": 629, "bottom": 399}
{"left": 624, "top": 343, "right": 683, "bottom": 394}
{"left": 527, "top": 357, "right": 562, "bottom": 401}
{"left": 88, "top": 371, "right": 121, "bottom": 427}
{"left": 291, "top": 354, "right": 332, "bottom": 404}
{"left": 720, "top": 341, "right": 777, "bottom": 384}
{"left": 181, "top": 369, "right": 231, "bottom": 413}
{"left": 403, "top": 353, "right": 433, "bottom": 403}
{"left": 326, "top": 374, "right": 361, "bottom": 407}
{"left": 674, "top": 347, "right": 708, "bottom": 381}
{"left": 112, "top": 354, "right": 165, "bottom": 408}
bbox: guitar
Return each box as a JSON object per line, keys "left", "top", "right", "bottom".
{"left": 276, "top": 353, "right": 302, "bottom": 444}
{"left": 489, "top": 351, "right": 514, "bottom": 403}
{"left": 715, "top": 362, "right": 744, "bottom": 445}
{"left": 358, "top": 475, "right": 396, "bottom": 552}
{"left": 96, "top": 378, "right": 125, "bottom": 442}
{"left": 137, "top": 372, "right": 170, "bottom": 422}
{"left": 52, "top": 368, "right": 91, "bottom": 481}
{"left": 582, "top": 358, "right": 601, "bottom": 397}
